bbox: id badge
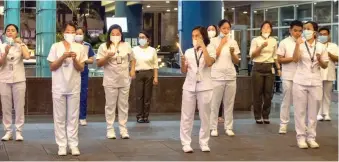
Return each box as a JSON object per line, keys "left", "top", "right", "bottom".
{"left": 63, "top": 60, "right": 69, "bottom": 67}
{"left": 9, "top": 64, "right": 13, "bottom": 71}
{"left": 271, "top": 67, "right": 275, "bottom": 74}
{"left": 196, "top": 72, "right": 202, "bottom": 82}
{"left": 116, "top": 56, "right": 122, "bottom": 64}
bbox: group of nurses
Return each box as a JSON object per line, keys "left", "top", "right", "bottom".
{"left": 0, "top": 24, "right": 30, "bottom": 141}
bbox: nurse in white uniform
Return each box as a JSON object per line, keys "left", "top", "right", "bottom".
{"left": 47, "top": 22, "right": 88, "bottom": 156}
{"left": 96, "top": 24, "right": 136, "bottom": 140}
{"left": 180, "top": 26, "right": 216, "bottom": 153}
{"left": 292, "top": 21, "right": 328, "bottom": 149}
{"left": 277, "top": 20, "right": 303, "bottom": 134}
{"left": 317, "top": 27, "right": 338, "bottom": 121}
{"left": 0, "top": 24, "right": 30, "bottom": 141}
{"left": 209, "top": 19, "right": 240, "bottom": 137}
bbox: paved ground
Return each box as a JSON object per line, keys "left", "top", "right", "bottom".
{"left": 0, "top": 93, "right": 338, "bottom": 161}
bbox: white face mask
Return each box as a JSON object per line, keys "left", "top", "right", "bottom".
{"left": 303, "top": 30, "right": 314, "bottom": 40}
{"left": 75, "top": 35, "right": 84, "bottom": 43}
{"left": 110, "top": 36, "right": 121, "bottom": 44}
{"left": 192, "top": 39, "right": 198, "bottom": 48}
{"left": 262, "top": 33, "right": 270, "bottom": 38}
{"left": 64, "top": 34, "right": 75, "bottom": 43}
{"left": 208, "top": 31, "right": 216, "bottom": 38}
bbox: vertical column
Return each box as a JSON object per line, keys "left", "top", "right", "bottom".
{"left": 114, "top": 2, "right": 142, "bottom": 38}
{"left": 4, "top": 0, "right": 20, "bottom": 30}
{"left": 36, "top": 0, "right": 56, "bottom": 77}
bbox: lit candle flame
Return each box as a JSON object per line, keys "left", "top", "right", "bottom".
{"left": 176, "top": 42, "right": 184, "bottom": 56}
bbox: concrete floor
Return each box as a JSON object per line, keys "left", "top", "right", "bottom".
{"left": 0, "top": 93, "right": 338, "bottom": 161}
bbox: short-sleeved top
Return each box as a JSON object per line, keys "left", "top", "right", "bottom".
{"left": 132, "top": 46, "right": 159, "bottom": 71}
{"left": 250, "top": 36, "right": 277, "bottom": 63}
{"left": 293, "top": 41, "right": 329, "bottom": 86}
{"left": 320, "top": 42, "right": 338, "bottom": 81}
{"left": 47, "top": 42, "right": 88, "bottom": 94}
{"left": 96, "top": 42, "right": 134, "bottom": 88}
{"left": 182, "top": 45, "right": 216, "bottom": 92}
{"left": 83, "top": 42, "right": 95, "bottom": 68}
{"left": 276, "top": 36, "right": 297, "bottom": 80}
{"left": 210, "top": 37, "right": 240, "bottom": 80}
{"left": 0, "top": 43, "right": 26, "bottom": 83}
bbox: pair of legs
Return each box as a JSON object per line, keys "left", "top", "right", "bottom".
{"left": 279, "top": 80, "right": 293, "bottom": 133}
{"left": 0, "top": 82, "right": 26, "bottom": 140}
{"left": 79, "top": 70, "right": 89, "bottom": 122}
{"left": 104, "top": 86, "right": 130, "bottom": 137}
{"left": 317, "top": 81, "right": 333, "bottom": 120}
{"left": 293, "top": 83, "right": 322, "bottom": 148}
{"left": 180, "top": 90, "right": 212, "bottom": 152}
{"left": 52, "top": 93, "right": 80, "bottom": 155}
{"left": 210, "top": 80, "right": 236, "bottom": 134}
{"left": 135, "top": 70, "right": 153, "bottom": 122}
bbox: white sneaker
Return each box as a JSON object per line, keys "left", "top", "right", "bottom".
{"left": 16, "top": 131, "right": 24, "bottom": 141}
{"left": 58, "top": 147, "right": 67, "bottom": 156}
{"left": 307, "top": 140, "right": 320, "bottom": 149}
{"left": 210, "top": 129, "right": 218, "bottom": 137}
{"left": 70, "top": 147, "right": 80, "bottom": 156}
{"left": 279, "top": 125, "right": 287, "bottom": 134}
{"left": 324, "top": 115, "right": 331, "bottom": 121}
{"left": 1, "top": 132, "right": 13, "bottom": 141}
{"left": 106, "top": 129, "right": 116, "bottom": 139}
{"left": 80, "top": 119, "right": 87, "bottom": 126}
{"left": 225, "top": 129, "right": 235, "bottom": 136}
{"left": 317, "top": 115, "right": 323, "bottom": 121}
{"left": 182, "top": 145, "right": 193, "bottom": 153}
{"left": 121, "top": 131, "right": 130, "bottom": 139}
{"left": 200, "top": 145, "right": 210, "bottom": 152}
{"left": 297, "top": 139, "right": 308, "bottom": 149}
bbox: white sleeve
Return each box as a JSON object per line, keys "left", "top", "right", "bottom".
{"left": 232, "top": 40, "right": 241, "bottom": 55}
{"left": 207, "top": 44, "right": 216, "bottom": 59}
{"left": 276, "top": 41, "right": 286, "bottom": 56}
{"left": 249, "top": 38, "right": 258, "bottom": 57}
{"left": 96, "top": 43, "right": 106, "bottom": 60}
{"left": 153, "top": 48, "right": 159, "bottom": 69}
{"left": 47, "top": 44, "right": 57, "bottom": 62}
{"left": 79, "top": 45, "right": 88, "bottom": 63}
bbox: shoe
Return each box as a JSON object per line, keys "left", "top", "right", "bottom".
{"left": 182, "top": 145, "right": 193, "bottom": 153}
{"left": 58, "top": 147, "right": 67, "bottom": 156}
{"left": 80, "top": 119, "right": 87, "bottom": 126}
{"left": 143, "top": 118, "right": 150, "bottom": 123}
{"left": 297, "top": 139, "right": 308, "bottom": 149}
{"left": 225, "top": 129, "right": 235, "bottom": 136}
{"left": 324, "top": 115, "right": 331, "bottom": 121}
{"left": 307, "top": 140, "right": 320, "bottom": 149}
{"left": 256, "top": 119, "right": 263, "bottom": 124}
{"left": 137, "top": 118, "right": 145, "bottom": 123}
{"left": 279, "top": 125, "right": 287, "bottom": 134}
{"left": 218, "top": 117, "right": 224, "bottom": 123}
{"left": 210, "top": 129, "right": 218, "bottom": 137}
{"left": 70, "top": 147, "right": 80, "bottom": 156}
{"left": 106, "top": 129, "right": 116, "bottom": 139}
{"left": 317, "top": 115, "right": 324, "bottom": 121}
{"left": 263, "top": 119, "right": 270, "bottom": 124}
{"left": 121, "top": 131, "right": 130, "bottom": 139}
{"left": 1, "top": 132, "right": 13, "bottom": 141}
{"left": 16, "top": 131, "right": 24, "bottom": 141}
{"left": 200, "top": 145, "right": 210, "bottom": 152}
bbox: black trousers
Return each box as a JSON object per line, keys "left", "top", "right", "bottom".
{"left": 251, "top": 63, "right": 275, "bottom": 120}
{"left": 135, "top": 70, "right": 153, "bottom": 119}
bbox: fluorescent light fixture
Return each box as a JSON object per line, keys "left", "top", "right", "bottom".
{"left": 166, "top": 1, "right": 170, "bottom": 3}
{"left": 314, "top": 2, "right": 317, "bottom": 5}
{"left": 146, "top": 5, "right": 151, "bottom": 8}
{"left": 174, "top": 8, "right": 178, "bottom": 11}
{"left": 166, "top": 9, "right": 170, "bottom": 12}
{"left": 254, "top": 10, "right": 257, "bottom": 13}
{"left": 243, "top": 11, "right": 248, "bottom": 14}
{"left": 231, "top": 8, "right": 235, "bottom": 10}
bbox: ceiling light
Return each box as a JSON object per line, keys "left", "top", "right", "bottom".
{"left": 231, "top": 8, "right": 235, "bottom": 10}
{"left": 146, "top": 5, "right": 151, "bottom": 8}
{"left": 314, "top": 2, "right": 317, "bottom": 5}
{"left": 254, "top": 10, "right": 257, "bottom": 13}
{"left": 174, "top": 8, "right": 178, "bottom": 11}
{"left": 166, "top": 9, "right": 170, "bottom": 12}
{"left": 243, "top": 11, "right": 248, "bottom": 14}
{"left": 166, "top": 1, "right": 170, "bottom": 3}
{"left": 265, "top": 9, "right": 268, "bottom": 11}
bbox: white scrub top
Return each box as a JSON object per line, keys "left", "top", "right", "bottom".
{"left": 47, "top": 42, "right": 88, "bottom": 95}
{"left": 0, "top": 43, "right": 26, "bottom": 83}
{"left": 276, "top": 36, "right": 297, "bottom": 81}
{"left": 320, "top": 42, "right": 338, "bottom": 81}
{"left": 96, "top": 42, "right": 134, "bottom": 88}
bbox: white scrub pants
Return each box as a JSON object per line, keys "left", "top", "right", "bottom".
{"left": 180, "top": 89, "right": 212, "bottom": 146}
{"left": 104, "top": 86, "right": 129, "bottom": 134}
{"left": 53, "top": 93, "right": 80, "bottom": 148}
{"left": 318, "top": 81, "right": 333, "bottom": 116}
{"left": 0, "top": 82, "right": 26, "bottom": 133}
{"left": 210, "top": 80, "right": 236, "bottom": 130}
{"left": 279, "top": 80, "right": 293, "bottom": 126}
{"left": 293, "top": 83, "right": 322, "bottom": 141}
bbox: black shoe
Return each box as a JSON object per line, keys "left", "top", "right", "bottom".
{"left": 137, "top": 118, "right": 145, "bottom": 123}
{"left": 263, "top": 119, "right": 270, "bottom": 124}
{"left": 256, "top": 119, "right": 263, "bottom": 124}
{"left": 144, "top": 118, "right": 150, "bottom": 123}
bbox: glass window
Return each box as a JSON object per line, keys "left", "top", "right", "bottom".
{"left": 224, "top": 7, "right": 234, "bottom": 24}
{"left": 332, "top": 25, "right": 338, "bottom": 45}
{"left": 265, "top": 8, "right": 278, "bottom": 27}
{"left": 253, "top": 10, "right": 264, "bottom": 28}
{"left": 280, "top": 28, "right": 290, "bottom": 40}
{"left": 313, "top": 1, "right": 332, "bottom": 24}
{"left": 235, "top": 5, "right": 250, "bottom": 26}
{"left": 280, "top": 6, "right": 295, "bottom": 27}
{"left": 296, "top": 3, "right": 312, "bottom": 22}
{"left": 334, "top": 1, "right": 338, "bottom": 23}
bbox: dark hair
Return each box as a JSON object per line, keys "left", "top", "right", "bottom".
{"left": 106, "top": 24, "right": 125, "bottom": 49}
{"left": 4, "top": 24, "right": 19, "bottom": 35}
{"left": 192, "top": 26, "right": 210, "bottom": 46}
{"left": 290, "top": 20, "right": 303, "bottom": 29}
{"left": 218, "top": 19, "right": 232, "bottom": 28}
{"left": 62, "top": 22, "right": 76, "bottom": 32}
{"left": 319, "top": 26, "right": 330, "bottom": 34}
{"left": 76, "top": 27, "right": 85, "bottom": 33}
{"left": 304, "top": 21, "right": 319, "bottom": 32}
{"left": 139, "top": 31, "right": 151, "bottom": 43}
{"left": 207, "top": 25, "right": 219, "bottom": 37}
{"left": 260, "top": 20, "right": 273, "bottom": 36}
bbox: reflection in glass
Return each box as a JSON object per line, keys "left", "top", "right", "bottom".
{"left": 280, "top": 6, "right": 295, "bottom": 27}
{"left": 235, "top": 5, "right": 250, "bottom": 26}
{"left": 265, "top": 8, "right": 278, "bottom": 26}
{"left": 313, "top": 1, "right": 331, "bottom": 24}
{"left": 224, "top": 7, "right": 234, "bottom": 24}
{"left": 332, "top": 25, "right": 338, "bottom": 44}
{"left": 296, "top": 3, "right": 312, "bottom": 22}
{"left": 253, "top": 10, "right": 264, "bottom": 28}
{"left": 281, "top": 28, "right": 290, "bottom": 40}
{"left": 334, "top": 1, "right": 338, "bottom": 23}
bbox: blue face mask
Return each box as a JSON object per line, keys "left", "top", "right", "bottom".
{"left": 219, "top": 33, "right": 225, "bottom": 39}
{"left": 318, "top": 35, "right": 328, "bottom": 44}
{"left": 5, "top": 36, "right": 14, "bottom": 46}
{"left": 138, "top": 38, "right": 147, "bottom": 46}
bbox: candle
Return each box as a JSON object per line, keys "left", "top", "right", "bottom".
{"left": 176, "top": 42, "right": 184, "bottom": 56}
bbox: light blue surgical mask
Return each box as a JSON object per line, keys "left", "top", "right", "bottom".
{"left": 5, "top": 36, "right": 14, "bottom": 46}
{"left": 318, "top": 35, "right": 328, "bottom": 44}
{"left": 219, "top": 32, "right": 225, "bottom": 39}
{"left": 138, "top": 38, "right": 147, "bottom": 46}
{"left": 302, "top": 30, "right": 314, "bottom": 40}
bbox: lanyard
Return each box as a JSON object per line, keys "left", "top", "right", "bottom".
{"left": 194, "top": 49, "right": 203, "bottom": 68}
{"left": 304, "top": 41, "right": 316, "bottom": 62}
{"left": 111, "top": 43, "right": 120, "bottom": 56}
